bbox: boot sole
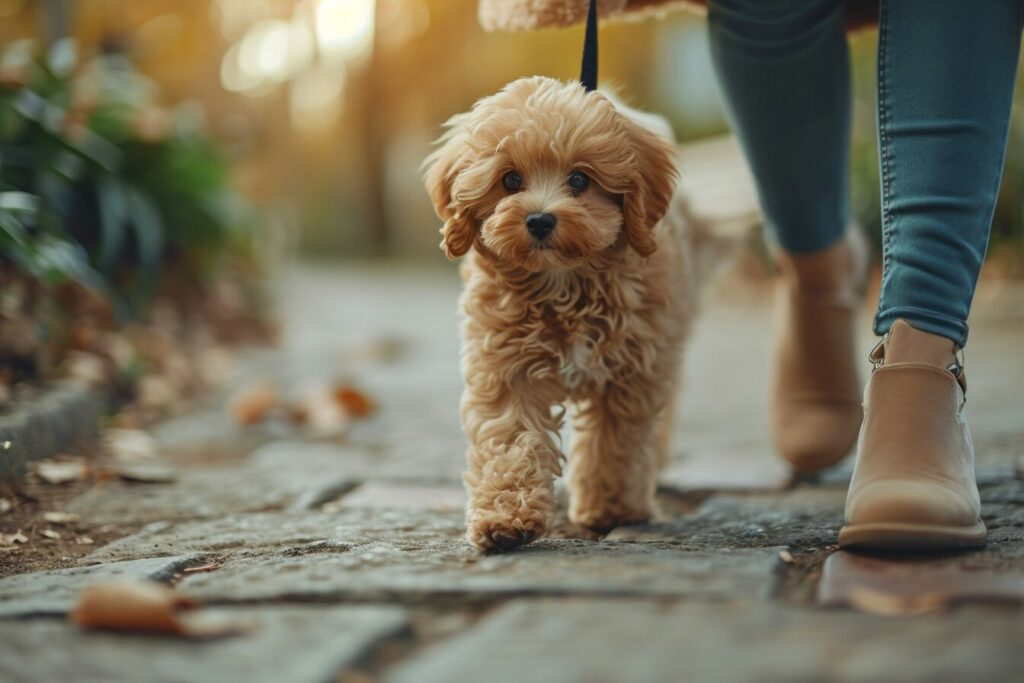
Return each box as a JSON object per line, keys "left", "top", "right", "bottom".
{"left": 838, "top": 521, "right": 987, "bottom": 550}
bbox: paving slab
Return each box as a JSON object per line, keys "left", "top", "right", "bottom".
{"left": 0, "top": 555, "right": 205, "bottom": 617}
{"left": 0, "top": 382, "right": 100, "bottom": 479}
{"left": 607, "top": 494, "right": 844, "bottom": 551}
{"left": 325, "top": 481, "right": 466, "bottom": 512}
{"left": 818, "top": 551, "right": 1024, "bottom": 609}
{"left": 659, "top": 449, "right": 792, "bottom": 492}
{"left": 179, "top": 539, "right": 785, "bottom": 603}
{"left": 65, "top": 443, "right": 388, "bottom": 525}
{"left": 386, "top": 598, "right": 1024, "bottom": 683}
{"left": 251, "top": 439, "right": 466, "bottom": 485}
{"left": 980, "top": 478, "right": 1024, "bottom": 504}
{"left": 85, "top": 509, "right": 466, "bottom": 563}
{"left": 0, "top": 605, "right": 408, "bottom": 683}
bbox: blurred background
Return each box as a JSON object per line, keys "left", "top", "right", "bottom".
{"left": 3, "top": 0, "right": 1024, "bottom": 399}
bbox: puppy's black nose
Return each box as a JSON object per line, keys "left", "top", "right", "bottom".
{"left": 526, "top": 212, "right": 557, "bottom": 240}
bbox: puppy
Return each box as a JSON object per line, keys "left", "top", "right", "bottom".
{"left": 425, "top": 76, "right": 701, "bottom": 552}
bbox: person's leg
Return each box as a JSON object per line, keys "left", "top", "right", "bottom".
{"left": 841, "top": 0, "right": 1023, "bottom": 550}
{"left": 707, "top": 0, "right": 866, "bottom": 473}
{"left": 873, "top": 0, "right": 1024, "bottom": 346}
{"left": 707, "top": 0, "right": 850, "bottom": 253}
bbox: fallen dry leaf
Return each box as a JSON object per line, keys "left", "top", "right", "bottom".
{"left": 198, "top": 347, "right": 235, "bottom": 386}
{"left": 296, "top": 388, "right": 349, "bottom": 435}
{"left": 0, "top": 530, "right": 28, "bottom": 546}
{"left": 43, "top": 511, "right": 80, "bottom": 525}
{"left": 845, "top": 587, "right": 948, "bottom": 617}
{"left": 333, "top": 385, "right": 374, "bottom": 418}
{"left": 0, "top": 498, "right": 11, "bottom": 514}
{"left": 35, "top": 459, "right": 87, "bottom": 484}
{"left": 229, "top": 380, "right": 279, "bottom": 426}
{"left": 41, "top": 529, "right": 61, "bottom": 540}
{"left": 778, "top": 550, "right": 794, "bottom": 564}
{"left": 105, "top": 429, "right": 159, "bottom": 463}
{"left": 137, "top": 375, "right": 179, "bottom": 411}
{"left": 75, "top": 536, "right": 94, "bottom": 545}
{"left": 180, "top": 562, "right": 222, "bottom": 575}
{"left": 70, "top": 581, "right": 244, "bottom": 638}
{"left": 65, "top": 351, "right": 109, "bottom": 387}
{"left": 108, "top": 460, "right": 177, "bottom": 483}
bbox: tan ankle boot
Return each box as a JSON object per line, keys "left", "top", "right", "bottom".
{"left": 838, "top": 320, "right": 986, "bottom": 549}
{"left": 771, "top": 228, "right": 869, "bottom": 473}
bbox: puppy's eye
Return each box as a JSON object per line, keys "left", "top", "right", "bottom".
{"left": 567, "top": 171, "right": 590, "bottom": 195}
{"left": 502, "top": 171, "right": 523, "bottom": 193}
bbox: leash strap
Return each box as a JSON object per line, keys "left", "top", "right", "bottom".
{"left": 580, "top": 0, "right": 599, "bottom": 91}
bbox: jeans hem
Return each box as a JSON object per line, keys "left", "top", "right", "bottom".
{"left": 873, "top": 307, "right": 969, "bottom": 348}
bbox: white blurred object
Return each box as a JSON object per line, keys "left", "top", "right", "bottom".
{"left": 315, "top": 0, "right": 375, "bottom": 62}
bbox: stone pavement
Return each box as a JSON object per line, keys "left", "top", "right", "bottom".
{"left": 3, "top": 263, "right": 1024, "bottom": 683}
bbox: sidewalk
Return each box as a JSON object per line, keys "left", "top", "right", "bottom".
{"left": 2, "top": 262, "right": 1023, "bottom": 683}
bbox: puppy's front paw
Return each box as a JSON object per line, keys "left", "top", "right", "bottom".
{"left": 466, "top": 506, "right": 549, "bottom": 553}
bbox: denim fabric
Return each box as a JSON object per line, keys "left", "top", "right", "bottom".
{"left": 707, "top": 0, "right": 1024, "bottom": 346}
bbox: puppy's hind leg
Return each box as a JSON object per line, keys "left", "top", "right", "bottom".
{"left": 568, "top": 379, "right": 668, "bottom": 533}
{"left": 654, "top": 376, "right": 682, "bottom": 471}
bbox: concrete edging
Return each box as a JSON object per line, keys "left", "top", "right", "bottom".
{"left": 0, "top": 382, "right": 103, "bottom": 479}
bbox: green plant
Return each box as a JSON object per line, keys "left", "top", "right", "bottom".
{"left": 0, "top": 39, "right": 261, "bottom": 318}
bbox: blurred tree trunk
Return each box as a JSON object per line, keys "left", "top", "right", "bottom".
{"left": 40, "top": 0, "right": 72, "bottom": 43}
{"left": 359, "top": 4, "right": 389, "bottom": 253}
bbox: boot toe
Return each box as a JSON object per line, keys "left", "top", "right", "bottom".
{"left": 845, "top": 478, "right": 980, "bottom": 529}
{"left": 774, "top": 402, "right": 861, "bottom": 474}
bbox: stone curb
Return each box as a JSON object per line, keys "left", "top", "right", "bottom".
{"left": 0, "top": 382, "right": 104, "bottom": 480}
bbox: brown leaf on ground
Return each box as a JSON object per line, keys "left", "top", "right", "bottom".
{"left": 108, "top": 460, "right": 178, "bottom": 483}
{"left": 333, "top": 384, "right": 374, "bottom": 418}
{"left": 70, "top": 581, "right": 245, "bottom": 638}
{"left": 229, "top": 380, "right": 279, "bottom": 426}
{"left": 75, "top": 536, "right": 94, "bottom": 545}
{"left": 0, "top": 499, "right": 11, "bottom": 514}
{"left": 65, "top": 351, "right": 111, "bottom": 387}
{"left": 137, "top": 375, "right": 180, "bottom": 412}
{"left": 40, "top": 529, "right": 61, "bottom": 540}
{"left": 104, "top": 429, "right": 159, "bottom": 463}
{"left": 296, "top": 387, "right": 349, "bottom": 435}
{"left": 42, "top": 511, "right": 79, "bottom": 525}
{"left": 845, "top": 587, "right": 948, "bottom": 617}
{"left": 0, "top": 530, "right": 28, "bottom": 546}
{"left": 34, "top": 459, "right": 88, "bottom": 484}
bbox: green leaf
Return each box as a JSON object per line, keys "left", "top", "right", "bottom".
{"left": 0, "top": 190, "right": 39, "bottom": 213}
{"left": 0, "top": 208, "right": 28, "bottom": 245}
{"left": 28, "top": 235, "right": 104, "bottom": 289}
{"left": 124, "top": 185, "right": 163, "bottom": 280}
{"left": 96, "top": 174, "right": 127, "bottom": 269}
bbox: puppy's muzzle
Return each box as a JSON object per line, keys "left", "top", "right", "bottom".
{"left": 526, "top": 212, "right": 557, "bottom": 240}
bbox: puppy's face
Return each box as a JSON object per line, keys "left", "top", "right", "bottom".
{"left": 424, "top": 77, "right": 678, "bottom": 271}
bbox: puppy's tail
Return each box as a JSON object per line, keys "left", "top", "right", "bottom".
{"left": 675, "top": 136, "right": 762, "bottom": 289}
{"left": 674, "top": 189, "right": 752, "bottom": 292}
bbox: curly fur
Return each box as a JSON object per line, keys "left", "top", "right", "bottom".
{"left": 476, "top": 0, "right": 878, "bottom": 33}
{"left": 477, "top": 0, "right": 700, "bottom": 32}
{"left": 424, "top": 77, "right": 697, "bottom": 552}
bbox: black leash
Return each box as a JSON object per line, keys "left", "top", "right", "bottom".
{"left": 580, "top": 0, "right": 599, "bottom": 91}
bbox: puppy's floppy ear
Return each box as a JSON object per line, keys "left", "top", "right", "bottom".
{"left": 423, "top": 115, "right": 476, "bottom": 260}
{"left": 620, "top": 120, "right": 679, "bottom": 257}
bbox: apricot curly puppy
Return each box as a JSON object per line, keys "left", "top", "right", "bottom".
{"left": 425, "top": 76, "right": 702, "bottom": 552}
